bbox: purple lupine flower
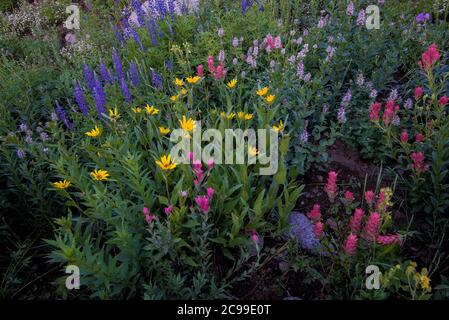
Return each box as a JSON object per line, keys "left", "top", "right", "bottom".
{"left": 218, "top": 50, "right": 225, "bottom": 63}
{"left": 94, "top": 74, "right": 107, "bottom": 106}
{"left": 404, "top": 98, "right": 413, "bottom": 109}
{"left": 112, "top": 25, "right": 125, "bottom": 47}
{"left": 341, "top": 89, "right": 352, "bottom": 107}
{"left": 338, "top": 106, "right": 347, "bottom": 124}
{"left": 119, "top": 77, "right": 133, "bottom": 103}
{"left": 73, "top": 81, "right": 89, "bottom": 115}
{"left": 167, "top": 0, "right": 175, "bottom": 20}
{"left": 99, "top": 63, "right": 113, "bottom": 84}
{"left": 388, "top": 89, "right": 399, "bottom": 101}
{"left": 369, "top": 89, "right": 378, "bottom": 99}
{"left": 83, "top": 64, "right": 96, "bottom": 93}
{"left": 300, "top": 128, "right": 309, "bottom": 144}
{"left": 241, "top": 0, "right": 253, "bottom": 14}
{"left": 146, "top": 18, "right": 159, "bottom": 46}
{"left": 304, "top": 73, "right": 312, "bottom": 82}
{"left": 346, "top": 1, "right": 354, "bottom": 16}
{"left": 322, "top": 103, "right": 330, "bottom": 114}
{"left": 356, "top": 9, "right": 366, "bottom": 26}
{"left": 19, "top": 123, "right": 28, "bottom": 132}
{"left": 416, "top": 13, "right": 430, "bottom": 24}
{"left": 40, "top": 132, "right": 49, "bottom": 142}
{"left": 129, "top": 62, "right": 140, "bottom": 87}
{"left": 151, "top": 69, "right": 163, "bottom": 90}
{"left": 132, "top": 0, "right": 146, "bottom": 27}
{"left": 165, "top": 60, "right": 173, "bottom": 71}
{"left": 123, "top": 19, "right": 145, "bottom": 51}
{"left": 287, "top": 213, "right": 320, "bottom": 251}
{"left": 356, "top": 72, "right": 365, "bottom": 87}
{"left": 112, "top": 49, "right": 125, "bottom": 80}
{"left": 325, "top": 45, "right": 335, "bottom": 62}
{"left": 55, "top": 102, "right": 74, "bottom": 130}
{"left": 392, "top": 115, "right": 400, "bottom": 126}
{"left": 16, "top": 148, "right": 26, "bottom": 159}
{"left": 156, "top": 0, "right": 167, "bottom": 20}
{"left": 297, "top": 60, "right": 304, "bottom": 80}
{"left": 217, "top": 28, "right": 224, "bottom": 37}
{"left": 232, "top": 37, "right": 239, "bottom": 47}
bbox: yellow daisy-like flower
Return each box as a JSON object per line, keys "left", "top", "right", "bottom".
{"left": 159, "top": 126, "right": 171, "bottom": 135}
{"left": 179, "top": 115, "right": 196, "bottom": 132}
{"left": 256, "top": 87, "right": 269, "bottom": 96}
{"left": 272, "top": 120, "right": 284, "bottom": 132}
{"left": 132, "top": 107, "right": 142, "bottom": 113}
{"left": 419, "top": 274, "right": 431, "bottom": 291}
{"left": 108, "top": 107, "right": 120, "bottom": 121}
{"left": 174, "top": 78, "right": 184, "bottom": 87}
{"left": 181, "top": 88, "right": 188, "bottom": 95}
{"left": 145, "top": 104, "right": 160, "bottom": 116}
{"left": 227, "top": 79, "right": 237, "bottom": 89}
{"left": 90, "top": 169, "right": 110, "bottom": 181}
{"left": 220, "top": 112, "right": 235, "bottom": 120}
{"left": 265, "top": 94, "right": 276, "bottom": 104}
{"left": 248, "top": 146, "right": 259, "bottom": 156}
{"left": 170, "top": 94, "right": 179, "bottom": 102}
{"left": 186, "top": 76, "right": 201, "bottom": 84}
{"left": 244, "top": 113, "right": 253, "bottom": 120}
{"left": 85, "top": 126, "right": 101, "bottom": 138}
{"left": 237, "top": 111, "right": 246, "bottom": 119}
{"left": 52, "top": 180, "right": 71, "bottom": 190}
{"left": 156, "top": 154, "right": 177, "bottom": 171}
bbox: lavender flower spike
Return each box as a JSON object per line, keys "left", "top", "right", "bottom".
{"left": 73, "top": 81, "right": 89, "bottom": 115}
{"left": 55, "top": 102, "right": 74, "bottom": 130}
{"left": 112, "top": 48, "right": 125, "bottom": 80}
{"left": 129, "top": 62, "right": 140, "bottom": 87}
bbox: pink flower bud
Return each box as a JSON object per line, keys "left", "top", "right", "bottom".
{"left": 206, "top": 187, "right": 215, "bottom": 199}
{"left": 400, "top": 130, "right": 408, "bottom": 144}
{"left": 207, "top": 158, "right": 215, "bottom": 169}
{"left": 197, "top": 64, "right": 204, "bottom": 77}
{"left": 414, "top": 86, "right": 423, "bottom": 100}
{"left": 307, "top": 204, "right": 321, "bottom": 222}
{"left": 377, "top": 234, "right": 402, "bottom": 246}
{"left": 164, "top": 205, "right": 173, "bottom": 215}
{"left": 344, "top": 233, "right": 358, "bottom": 255}
{"left": 344, "top": 191, "right": 354, "bottom": 202}
{"left": 350, "top": 208, "right": 364, "bottom": 234}
{"left": 364, "top": 190, "right": 375, "bottom": 205}
{"left": 195, "top": 195, "right": 210, "bottom": 213}
{"left": 363, "top": 212, "right": 380, "bottom": 241}
{"left": 250, "top": 229, "right": 259, "bottom": 242}
{"left": 415, "top": 133, "right": 424, "bottom": 142}
{"left": 314, "top": 221, "right": 324, "bottom": 239}
{"left": 439, "top": 96, "right": 448, "bottom": 106}
{"left": 143, "top": 207, "right": 149, "bottom": 215}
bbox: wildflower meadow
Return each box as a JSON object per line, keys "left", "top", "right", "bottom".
{"left": 1, "top": 0, "right": 449, "bottom": 305}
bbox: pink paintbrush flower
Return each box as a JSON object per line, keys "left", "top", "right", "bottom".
{"left": 344, "top": 233, "right": 358, "bottom": 255}
{"left": 350, "top": 208, "right": 365, "bottom": 234}
{"left": 307, "top": 204, "right": 321, "bottom": 222}
{"left": 363, "top": 212, "right": 380, "bottom": 241}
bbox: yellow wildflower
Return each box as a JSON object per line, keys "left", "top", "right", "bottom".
{"left": 256, "top": 87, "right": 269, "bottom": 96}
{"left": 145, "top": 104, "right": 160, "bottom": 116}
{"left": 186, "top": 76, "right": 201, "bottom": 84}
{"left": 419, "top": 273, "right": 431, "bottom": 291}
{"left": 244, "top": 113, "right": 253, "bottom": 120}
{"left": 132, "top": 107, "right": 142, "bottom": 113}
{"left": 179, "top": 115, "right": 196, "bottom": 132}
{"left": 85, "top": 126, "right": 101, "bottom": 138}
{"left": 156, "top": 154, "right": 177, "bottom": 171}
{"left": 272, "top": 120, "right": 284, "bottom": 132}
{"left": 181, "top": 88, "right": 188, "bottom": 95}
{"left": 265, "top": 94, "right": 276, "bottom": 104}
{"left": 90, "top": 169, "right": 110, "bottom": 181}
{"left": 227, "top": 79, "right": 237, "bottom": 89}
{"left": 248, "top": 146, "right": 259, "bottom": 156}
{"left": 170, "top": 94, "right": 179, "bottom": 102}
{"left": 108, "top": 107, "right": 120, "bottom": 121}
{"left": 159, "top": 127, "right": 171, "bottom": 135}
{"left": 237, "top": 111, "right": 246, "bottom": 119}
{"left": 52, "top": 180, "right": 71, "bottom": 190}
{"left": 174, "top": 78, "right": 184, "bottom": 87}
